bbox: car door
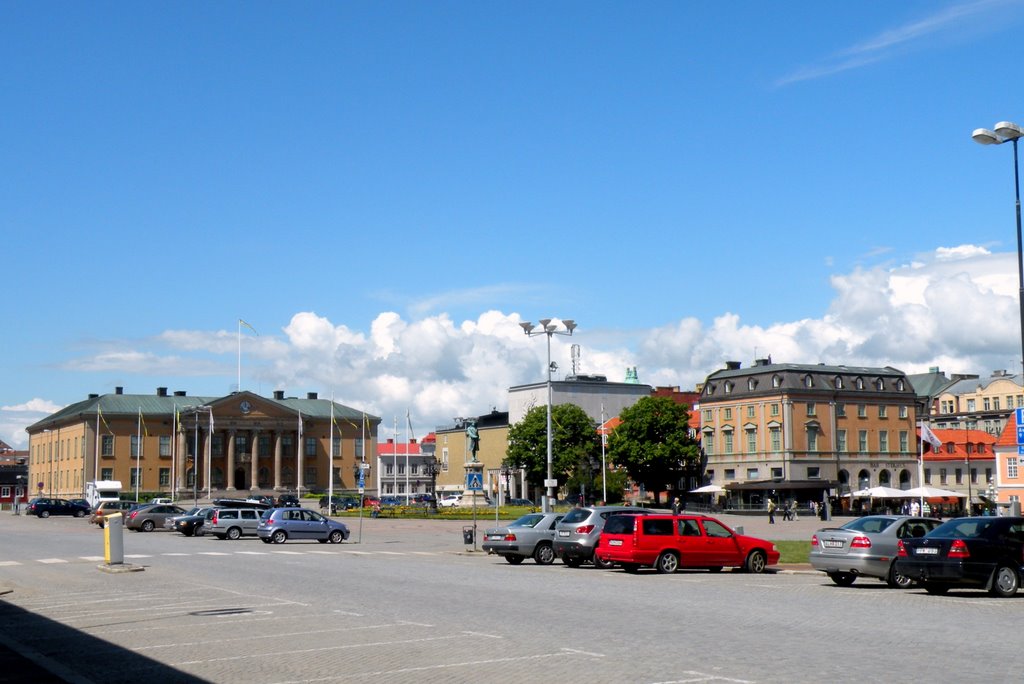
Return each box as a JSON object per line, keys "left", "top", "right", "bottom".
{"left": 303, "top": 509, "right": 330, "bottom": 539}
{"left": 675, "top": 517, "right": 710, "bottom": 567}
{"left": 698, "top": 518, "right": 743, "bottom": 566}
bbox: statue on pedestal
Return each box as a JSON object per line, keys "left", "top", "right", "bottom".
{"left": 465, "top": 419, "right": 479, "bottom": 462}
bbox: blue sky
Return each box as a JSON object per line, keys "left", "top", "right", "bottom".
{"left": 5, "top": 1, "right": 1024, "bottom": 448}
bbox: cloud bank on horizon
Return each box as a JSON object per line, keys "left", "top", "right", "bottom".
{"left": 2, "top": 244, "right": 1019, "bottom": 449}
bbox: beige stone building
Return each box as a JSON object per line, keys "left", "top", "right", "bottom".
{"left": 25, "top": 387, "right": 379, "bottom": 500}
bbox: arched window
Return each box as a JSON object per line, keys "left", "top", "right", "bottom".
{"left": 834, "top": 376, "right": 843, "bottom": 389}
{"left": 803, "top": 375, "right": 814, "bottom": 388}
{"left": 772, "top": 375, "right": 782, "bottom": 388}
{"left": 748, "top": 378, "right": 757, "bottom": 390}
{"left": 856, "top": 377, "right": 864, "bottom": 390}
{"left": 858, "top": 469, "right": 871, "bottom": 491}
{"left": 878, "top": 469, "right": 891, "bottom": 486}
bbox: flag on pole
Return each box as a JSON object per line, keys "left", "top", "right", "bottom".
{"left": 98, "top": 406, "right": 113, "bottom": 434}
{"left": 139, "top": 408, "right": 149, "bottom": 437}
{"left": 239, "top": 319, "right": 259, "bottom": 335}
{"left": 919, "top": 422, "right": 942, "bottom": 450}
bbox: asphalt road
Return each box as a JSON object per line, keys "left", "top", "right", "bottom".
{"left": 2, "top": 510, "right": 1021, "bottom": 683}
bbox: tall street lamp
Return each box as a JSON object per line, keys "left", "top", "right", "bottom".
{"left": 520, "top": 318, "right": 577, "bottom": 513}
{"left": 973, "top": 121, "right": 1024, "bottom": 370}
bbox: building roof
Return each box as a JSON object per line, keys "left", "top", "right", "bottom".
{"left": 995, "top": 411, "right": 1021, "bottom": 449}
{"left": 920, "top": 428, "right": 997, "bottom": 461}
{"left": 701, "top": 360, "right": 913, "bottom": 401}
{"left": 377, "top": 439, "right": 423, "bottom": 457}
{"left": 943, "top": 372, "right": 1024, "bottom": 395}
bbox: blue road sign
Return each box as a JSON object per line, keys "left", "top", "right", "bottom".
{"left": 466, "top": 472, "right": 483, "bottom": 491}
{"left": 1018, "top": 426, "right": 1024, "bottom": 445}
{"left": 1017, "top": 407, "right": 1024, "bottom": 426}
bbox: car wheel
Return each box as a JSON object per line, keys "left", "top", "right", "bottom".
{"left": 226, "top": 527, "right": 241, "bottom": 541}
{"left": 622, "top": 563, "right": 640, "bottom": 574}
{"left": 563, "top": 557, "right": 582, "bottom": 568}
{"left": 990, "top": 565, "right": 1020, "bottom": 597}
{"left": 39, "top": 511, "right": 50, "bottom": 519}
{"left": 505, "top": 555, "right": 525, "bottom": 565}
{"left": 272, "top": 530, "right": 287, "bottom": 544}
{"left": 655, "top": 551, "right": 679, "bottom": 574}
{"left": 886, "top": 563, "right": 914, "bottom": 589}
{"left": 195, "top": 526, "right": 205, "bottom": 537}
{"left": 923, "top": 582, "right": 949, "bottom": 595}
{"left": 141, "top": 520, "right": 155, "bottom": 532}
{"left": 745, "top": 550, "right": 768, "bottom": 574}
{"left": 328, "top": 530, "right": 344, "bottom": 544}
{"left": 593, "top": 554, "right": 615, "bottom": 570}
{"left": 74, "top": 510, "right": 86, "bottom": 518}
{"left": 533, "top": 543, "right": 555, "bottom": 565}
{"left": 827, "top": 572, "right": 856, "bottom": 586}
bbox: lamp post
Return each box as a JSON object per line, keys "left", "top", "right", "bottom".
{"left": 973, "top": 121, "right": 1024, "bottom": 370}
{"left": 425, "top": 456, "right": 440, "bottom": 512}
{"left": 520, "top": 318, "right": 577, "bottom": 513}
{"left": 960, "top": 417, "right": 973, "bottom": 516}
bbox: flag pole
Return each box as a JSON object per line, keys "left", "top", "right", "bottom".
{"left": 237, "top": 319, "right": 241, "bottom": 391}
{"left": 329, "top": 397, "right": 335, "bottom": 508}
{"left": 136, "top": 408, "right": 142, "bottom": 502}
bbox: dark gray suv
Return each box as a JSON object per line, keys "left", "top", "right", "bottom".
{"left": 553, "top": 505, "right": 655, "bottom": 568}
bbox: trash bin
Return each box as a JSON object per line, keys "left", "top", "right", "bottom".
{"left": 330, "top": 503, "right": 338, "bottom": 515}
{"left": 462, "top": 526, "right": 474, "bottom": 545}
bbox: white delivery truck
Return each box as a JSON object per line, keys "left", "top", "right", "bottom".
{"left": 85, "top": 480, "right": 123, "bottom": 509}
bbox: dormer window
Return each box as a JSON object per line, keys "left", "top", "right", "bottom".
{"left": 804, "top": 375, "right": 814, "bottom": 388}
{"left": 856, "top": 377, "right": 864, "bottom": 390}
{"left": 724, "top": 381, "right": 733, "bottom": 394}
{"left": 772, "top": 375, "right": 782, "bottom": 388}
{"left": 834, "top": 376, "right": 843, "bottom": 389}
{"left": 748, "top": 378, "right": 757, "bottom": 391}
{"left": 875, "top": 378, "right": 885, "bottom": 391}
{"left": 896, "top": 379, "right": 905, "bottom": 391}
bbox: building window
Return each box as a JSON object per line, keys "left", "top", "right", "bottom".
{"left": 212, "top": 435, "right": 223, "bottom": 456}
{"left": 837, "top": 429, "right": 847, "bottom": 452}
{"left": 748, "top": 378, "right": 756, "bottom": 391}
{"left": 857, "top": 405, "right": 867, "bottom": 418}
{"left": 101, "top": 435, "right": 114, "bottom": 456}
{"left": 856, "top": 377, "right": 864, "bottom": 390}
{"left": 807, "top": 466, "right": 821, "bottom": 479}
{"left": 1009, "top": 458, "right": 1019, "bottom": 479}
{"left": 159, "top": 468, "right": 170, "bottom": 487}
{"left": 305, "top": 467, "right": 316, "bottom": 485}
{"left": 858, "top": 430, "right": 868, "bottom": 453}
{"left": 703, "top": 435, "right": 714, "bottom": 456}
{"left": 282, "top": 435, "right": 293, "bottom": 457}
{"left": 770, "top": 403, "right": 780, "bottom": 417}
{"left": 971, "top": 467, "right": 978, "bottom": 484}
{"left": 746, "top": 429, "right": 757, "bottom": 453}
{"left": 939, "top": 468, "right": 947, "bottom": 485}
{"left": 899, "top": 406, "right": 908, "bottom": 418}
{"left": 260, "top": 435, "right": 271, "bottom": 455}
{"left": 986, "top": 467, "right": 993, "bottom": 483}
{"left": 804, "top": 375, "right": 814, "bottom": 388}
{"left": 879, "top": 431, "right": 889, "bottom": 453}
{"left": 130, "top": 467, "right": 141, "bottom": 488}
{"left": 807, "top": 402, "right": 816, "bottom": 416}
{"left": 876, "top": 378, "right": 884, "bottom": 391}
{"left": 946, "top": 442, "right": 955, "bottom": 454}
{"left": 411, "top": 464, "right": 419, "bottom": 475}
{"left": 834, "top": 376, "right": 843, "bottom": 389}
{"left": 101, "top": 468, "right": 113, "bottom": 480}
{"left": 397, "top": 464, "right": 406, "bottom": 475}
{"left": 746, "top": 468, "right": 759, "bottom": 480}
{"left": 807, "top": 428, "right": 818, "bottom": 452}
{"left": 994, "top": 397, "right": 1001, "bottom": 411}
{"left": 332, "top": 436, "right": 341, "bottom": 457}
{"left": 724, "top": 432, "right": 734, "bottom": 454}
{"left": 746, "top": 406, "right": 755, "bottom": 418}
{"left": 771, "top": 467, "right": 783, "bottom": 479}
{"left": 772, "top": 375, "right": 782, "bottom": 388}
{"left": 703, "top": 409, "right": 712, "bottom": 421}
{"left": 899, "top": 431, "right": 909, "bottom": 452}
{"left": 305, "top": 437, "right": 317, "bottom": 457}
{"left": 385, "top": 463, "right": 394, "bottom": 475}
{"left": 878, "top": 405, "right": 887, "bottom": 418}
{"left": 955, "top": 468, "right": 963, "bottom": 484}
{"left": 770, "top": 427, "right": 781, "bottom": 452}
{"left": 924, "top": 468, "right": 931, "bottom": 484}
{"left": 159, "top": 436, "right": 171, "bottom": 457}
{"left": 897, "top": 379, "right": 904, "bottom": 391}
{"left": 967, "top": 399, "right": 976, "bottom": 411}
{"left": 724, "top": 468, "right": 736, "bottom": 480}
{"left": 836, "top": 403, "right": 846, "bottom": 417}
{"left": 235, "top": 434, "right": 248, "bottom": 454}
{"left": 724, "top": 408, "right": 733, "bottom": 420}
{"left": 130, "top": 435, "right": 139, "bottom": 458}
{"left": 984, "top": 398, "right": 991, "bottom": 411}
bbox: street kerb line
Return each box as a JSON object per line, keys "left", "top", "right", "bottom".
{"left": 135, "top": 620, "right": 418, "bottom": 651}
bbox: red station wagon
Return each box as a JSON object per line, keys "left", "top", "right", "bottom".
{"left": 595, "top": 513, "right": 780, "bottom": 574}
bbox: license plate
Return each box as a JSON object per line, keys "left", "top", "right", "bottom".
{"left": 822, "top": 539, "right": 844, "bottom": 549}
{"left": 558, "top": 530, "right": 570, "bottom": 537}
{"left": 915, "top": 547, "right": 939, "bottom": 555}
{"left": 609, "top": 539, "right": 622, "bottom": 546}
{"left": 487, "top": 535, "right": 503, "bottom": 541}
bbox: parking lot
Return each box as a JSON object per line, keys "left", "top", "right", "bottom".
{"left": 2, "top": 510, "right": 1022, "bottom": 683}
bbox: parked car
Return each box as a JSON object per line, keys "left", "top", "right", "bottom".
{"left": 69, "top": 498, "right": 92, "bottom": 509}
{"left": 246, "top": 495, "right": 276, "bottom": 507}
{"left": 124, "top": 503, "right": 187, "bottom": 531}
{"left": 90, "top": 500, "right": 137, "bottom": 527}
{"left": 438, "top": 495, "right": 462, "bottom": 508}
{"left": 895, "top": 516, "right": 1024, "bottom": 597}
{"left": 508, "top": 498, "right": 534, "bottom": 507}
{"left": 257, "top": 508, "right": 350, "bottom": 544}
{"left": 483, "top": 513, "right": 564, "bottom": 565}
{"left": 596, "top": 513, "right": 780, "bottom": 574}
{"left": 168, "top": 507, "right": 216, "bottom": 536}
{"left": 810, "top": 515, "right": 941, "bottom": 588}
{"left": 26, "top": 497, "right": 92, "bottom": 519}
{"left": 150, "top": 497, "right": 174, "bottom": 505}
{"left": 554, "top": 505, "right": 655, "bottom": 568}
{"left": 275, "top": 494, "right": 300, "bottom": 507}
{"left": 207, "top": 508, "right": 265, "bottom": 540}
{"left": 319, "top": 495, "right": 359, "bottom": 513}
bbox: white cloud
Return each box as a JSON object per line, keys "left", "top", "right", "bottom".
{"left": 7, "top": 243, "right": 1023, "bottom": 450}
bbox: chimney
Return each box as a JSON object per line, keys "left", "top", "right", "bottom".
{"left": 173, "top": 391, "right": 187, "bottom": 397}
{"left": 88, "top": 393, "right": 99, "bottom": 399}
{"left": 157, "top": 387, "right": 168, "bottom": 397}
{"left": 307, "top": 392, "right": 318, "bottom": 400}
{"left": 387, "top": 438, "right": 394, "bottom": 444}
{"left": 753, "top": 358, "right": 771, "bottom": 367}
{"left": 274, "top": 390, "right": 285, "bottom": 400}
{"left": 725, "top": 361, "right": 741, "bottom": 370}
{"left": 410, "top": 438, "right": 417, "bottom": 444}
{"left": 115, "top": 387, "right": 124, "bottom": 395}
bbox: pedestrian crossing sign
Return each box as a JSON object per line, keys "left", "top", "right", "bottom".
{"left": 466, "top": 472, "right": 483, "bottom": 491}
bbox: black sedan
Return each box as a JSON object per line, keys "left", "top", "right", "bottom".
{"left": 896, "top": 516, "right": 1024, "bottom": 597}
{"left": 26, "top": 497, "right": 91, "bottom": 518}
{"left": 171, "top": 507, "right": 216, "bottom": 536}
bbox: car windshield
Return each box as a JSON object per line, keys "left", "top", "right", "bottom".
{"left": 561, "top": 508, "right": 593, "bottom": 524}
{"left": 930, "top": 518, "right": 994, "bottom": 538}
{"left": 510, "top": 514, "right": 546, "bottom": 528}
{"left": 841, "top": 517, "right": 896, "bottom": 534}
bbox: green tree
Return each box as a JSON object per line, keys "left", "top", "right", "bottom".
{"left": 607, "top": 396, "right": 700, "bottom": 506}
{"left": 505, "top": 404, "right": 601, "bottom": 498}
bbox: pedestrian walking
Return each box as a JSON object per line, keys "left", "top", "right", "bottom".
{"left": 767, "top": 498, "right": 776, "bottom": 524}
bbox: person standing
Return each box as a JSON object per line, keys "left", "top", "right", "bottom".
{"left": 767, "top": 498, "right": 776, "bottom": 524}
{"left": 672, "top": 497, "right": 682, "bottom": 515}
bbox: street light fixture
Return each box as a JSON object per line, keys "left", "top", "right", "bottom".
{"left": 973, "top": 121, "right": 1024, "bottom": 370}
{"left": 521, "top": 318, "right": 577, "bottom": 513}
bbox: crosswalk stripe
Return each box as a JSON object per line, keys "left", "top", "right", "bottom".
{"left": 38, "top": 558, "right": 67, "bottom": 564}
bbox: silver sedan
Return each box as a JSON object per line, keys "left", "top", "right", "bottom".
{"left": 810, "top": 515, "right": 941, "bottom": 587}
{"left": 482, "top": 513, "right": 564, "bottom": 565}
